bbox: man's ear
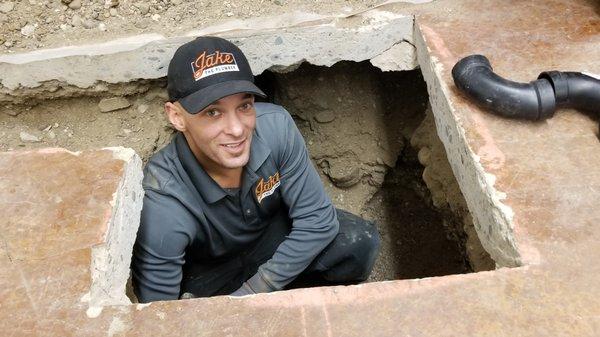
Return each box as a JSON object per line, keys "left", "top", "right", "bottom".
{"left": 165, "top": 102, "right": 187, "bottom": 132}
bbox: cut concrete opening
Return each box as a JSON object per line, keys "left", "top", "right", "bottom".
{"left": 255, "top": 61, "right": 495, "bottom": 286}
{"left": 0, "top": 60, "right": 494, "bottom": 304}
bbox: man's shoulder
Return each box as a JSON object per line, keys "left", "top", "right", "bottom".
{"left": 254, "top": 102, "right": 293, "bottom": 134}
{"left": 255, "top": 102, "right": 291, "bottom": 122}
{"left": 143, "top": 137, "right": 179, "bottom": 192}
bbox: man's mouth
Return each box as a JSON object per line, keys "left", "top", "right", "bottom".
{"left": 221, "top": 139, "right": 245, "bottom": 152}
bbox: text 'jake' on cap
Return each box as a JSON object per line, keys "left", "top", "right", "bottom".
{"left": 167, "top": 36, "right": 266, "bottom": 114}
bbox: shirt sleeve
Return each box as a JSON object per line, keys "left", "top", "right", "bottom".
{"left": 247, "top": 110, "right": 339, "bottom": 292}
{"left": 131, "top": 190, "right": 190, "bottom": 302}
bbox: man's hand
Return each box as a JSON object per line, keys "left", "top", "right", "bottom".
{"left": 230, "top": 282, "right": 256, "bottom": 297}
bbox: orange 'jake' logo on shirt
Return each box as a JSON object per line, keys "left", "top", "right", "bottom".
{"left": 255, "top": 172, "right": 280, "bottom": 203}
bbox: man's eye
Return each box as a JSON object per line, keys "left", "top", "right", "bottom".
{"left": 240, "top": 102, "right": 253, "bottom": 111}
{"left": 206, "top": 109, "right": 221, "bottom": 117}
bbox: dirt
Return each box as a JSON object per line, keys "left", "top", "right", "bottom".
{"left": 0, "top": 86, "right": 173, "bottom": 161}
{"left": 0, "top": 59, "right": 488, "bottom": 283}
{"left": 0, "top": 0, "right": 381, "bottom": 53}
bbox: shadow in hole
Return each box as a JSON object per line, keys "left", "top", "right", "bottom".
{"left": 369, "top": 146, "right": 472, "bottom": 280}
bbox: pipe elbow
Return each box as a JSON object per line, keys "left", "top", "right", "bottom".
{"left": 452, "top": 55, "right": 556, "bottom": 120}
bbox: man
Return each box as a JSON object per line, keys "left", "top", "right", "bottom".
{"left": 132, "top": 36, "right": 380, "bottom": 303}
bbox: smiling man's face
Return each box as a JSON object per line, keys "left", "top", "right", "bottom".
{"left": 168, "top": 93, "right": 256, "bottom": 177}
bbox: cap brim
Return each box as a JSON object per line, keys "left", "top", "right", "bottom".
{"left": 178, "top": 80, "right": 266, "bottom": 114}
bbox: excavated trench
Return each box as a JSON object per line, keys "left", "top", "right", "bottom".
{"left": 0, "top": 60, "right": 494, "bottom": 300}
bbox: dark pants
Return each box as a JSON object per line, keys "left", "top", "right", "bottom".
{"left": 180, "top": 208, "right": 380, "bottom": 298}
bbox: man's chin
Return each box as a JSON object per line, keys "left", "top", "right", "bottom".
{"left": 219, "top": 154, "right": 250, "bottom": 169}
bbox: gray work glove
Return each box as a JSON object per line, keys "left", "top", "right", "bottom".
{"left": 230, "top": 282, "right": 256, "bottom": 297}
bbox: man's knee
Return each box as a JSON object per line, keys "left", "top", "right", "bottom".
{"left": 320, "top": 209, "right": 381, "bottom": 282}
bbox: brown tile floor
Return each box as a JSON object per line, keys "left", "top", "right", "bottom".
{"left": 1, "top": 0, "right": 599, "bottom": 335}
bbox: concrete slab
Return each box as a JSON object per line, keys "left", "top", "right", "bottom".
{"left": 0, "top": 10, "right": 414, "bottom": 103}
{"left": 0, "top": 0, "right": 599, "bottom": 336}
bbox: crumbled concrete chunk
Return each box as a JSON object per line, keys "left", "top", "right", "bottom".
{"left": 19, "top": 131, "right": 41, "bottom": 142}
{"left": 98, "top": 97, "right": 131, "bottom": 112}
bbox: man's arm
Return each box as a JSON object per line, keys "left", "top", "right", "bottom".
{"left": 240, "top": 109, "right": 339, "bottom": 293}
{"left": 131, "top": 190, "right": 190, "bottom": 302}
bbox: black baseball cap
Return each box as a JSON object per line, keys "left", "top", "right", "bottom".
{"left": 167, "top": 36, "right": 266, "bottom": 114}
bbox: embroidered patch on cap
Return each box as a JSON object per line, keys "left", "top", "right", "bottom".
{"left": 191, "top": 50, "right": 240, "bottom": 81}
{"left": 255, "top": 172, "right": 280, "bottom": 203}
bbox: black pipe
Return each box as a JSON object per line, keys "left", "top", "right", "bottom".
{"left": 451, "top": 55, "right": 556, "bottom": 120}
{"left": 452, "top": 55, "right": 600, "bottom": 120}
{"left": 538, "top": 71, "right": 600, "bottom": 113}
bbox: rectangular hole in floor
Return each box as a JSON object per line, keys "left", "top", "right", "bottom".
{"left": 0, "top": 59, "right": 495, "bottom": 304}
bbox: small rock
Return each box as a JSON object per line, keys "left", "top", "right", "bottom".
{"left": 123, "top": 128, "right": 132, "bottom": 135}
{"left": 20, "top": 24, "right": 35, "bottom": 37}
{"left": 133, "top": 18, "right": 149, "bottom": 29}
{"left": 151, "top": 13, "right": 160, "bottom": 21}
{"left": 98, "top": 97, "right": 130, "bottom": 112}
{"left": 82, "top": 19, "right": 96, "bottom": 29}
{"left": 314, "top": 110, "right": 335, "bottom": 123}
{"left": 138, "top": 3, "right": 149, "bottom": 15}
{"left": 68, "top": 0, "right": 81, "bottom": 10}
{"left": 0, "top": 2, "right": 15, "bottom": 13}
{"left": 61, "top": 0, "right": 73, "bottom": 3}
{"left": 171, "top": 0, "right": 181, "bottom": 4}
{"left": 47, "top": 130, "right": 56, "bottom": 139}
{"left": 20, "top": 131, "right": 41, "bottom": 143}
{"left": 274, "top": 0, "right": 283, "bottom": 5}
{"left": 109, "top": 8, "right": 117, "bottom": 16}
{"left": 417, "top": 147, "right": 431, "bottom": 166}
{"left": 3, "top": 108, "right": 19, "bottom": 116}
{"left": 71, "top": 14, "right": 82, "bottom": 26}
{"left": 98, "top": 22, "right": 106, "bottom": 31}
{"left": 107, "top": 0, "right": 119, "bottom": 7}
{"left": 59, "top": 24, "right": 68, "bottom": 30}
{"left": 137, "top": 104, "right": 149, "bottom": 114}
{"left": 327, "top": 159, "right": 361, "bottom": 188}
{"left": 103, "top": 11, "right": 110, "bottom": 18}
{"left": 4, "top": 41, "right": 13, "bottom": 47}
{"left": 225, "top": 11, "right": 233, "bottom": 17}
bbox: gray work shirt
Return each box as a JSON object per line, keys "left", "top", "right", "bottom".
{"left": 132, "top": 103, "right": 339, "bottom": 302}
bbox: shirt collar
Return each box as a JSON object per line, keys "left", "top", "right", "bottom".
{"left": 175, "top": 132, "right": 226, "bottom": 204}
{"left": 175, "top": 131, "right": 271, "bottom": 204}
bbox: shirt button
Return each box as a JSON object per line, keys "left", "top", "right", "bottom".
{"left": 246, "top": 209, "right": 251, "bottom": 214}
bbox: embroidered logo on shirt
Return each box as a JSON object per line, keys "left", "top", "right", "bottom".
{"left": 191, "top": 50, "right": 239, "bottom": 81}
{"left": 255, "top": 172, "right": 280, "bottom": 203}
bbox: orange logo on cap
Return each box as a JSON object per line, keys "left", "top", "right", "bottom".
{"left": 191, "top": 50, "right": 239, "bottom": 81}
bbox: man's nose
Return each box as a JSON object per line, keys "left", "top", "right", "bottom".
{"left": 223, "top": 111, "right": 244, "bottom": 137}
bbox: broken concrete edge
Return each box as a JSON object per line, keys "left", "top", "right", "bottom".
{"left": 89, "top": 147, "right": 144, "bottom": 307}
{"left": 0, "top": 10, "right": 415, "bottom": 103}
{"left": 414, "top": 24, "right": 523, "bottom": 268}
{"left": 115, "top": 266, "right": 527, "bottom": 316}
